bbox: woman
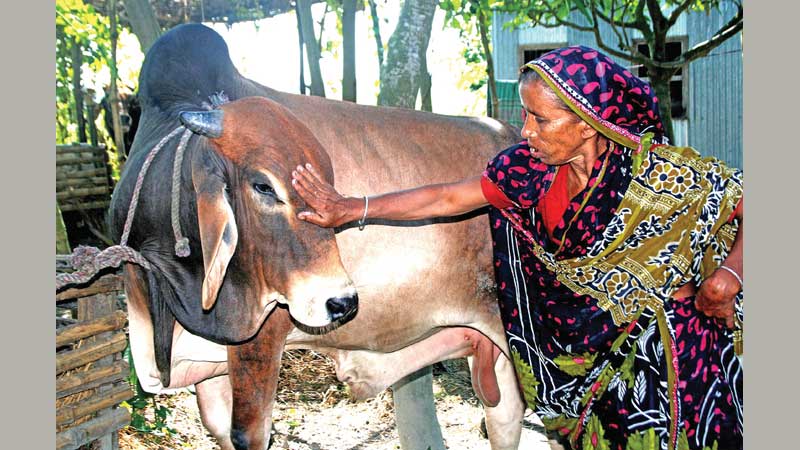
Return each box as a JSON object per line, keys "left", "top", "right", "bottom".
{"left": 291, "top": 46, "right": 743, "bottom": 450}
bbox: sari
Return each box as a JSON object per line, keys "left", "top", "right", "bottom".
{"left": 482, "top": 46, "right": 743, "bottom": 450}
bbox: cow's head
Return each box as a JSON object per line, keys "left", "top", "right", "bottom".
{"left": 179, "top": 96, "right": 357, "bottom": 331}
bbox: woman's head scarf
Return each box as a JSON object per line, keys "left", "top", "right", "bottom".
{"left": 522, "top": 46, "right": 667, "bottom": 152}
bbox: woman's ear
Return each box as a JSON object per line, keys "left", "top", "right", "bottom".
{"left": 580, "top": 120, "right": 598, "bottom": 139}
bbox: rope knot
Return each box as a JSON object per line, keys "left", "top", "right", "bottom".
{"left": 175, "top": 238, "right": 191, "bottom": 258}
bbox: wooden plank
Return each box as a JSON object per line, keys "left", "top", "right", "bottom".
{"left": 56, "top": 311, "right": 127, "bottom": 346}
{"left": 56, "top": 186, "right": 109, "bottom": 200}
{"left": 56, "top": 144, "right": 106, "bottom": 154}
{"left": 56, "top": 406, "right": 130, "bottom": 450}
{"left": 57, "top": 274, "right": 123, "bottom": 301}
{"left": 56, "top": 177, "right": 109, "bottom": 190}
{"left": 56, "top": 155, "right": 106, "bottom": 166}
{"left": 56, "top": 332, "right": 128, "bottom": 374}
{"left": 57, "top": 360, "right": 129, "bottom": 399}
{"left": 56, "top": 168, "right": 107, "bottom": 180}
{"left": 59, "top": 201, "right": 111, "bottom": 212}
{"left": 56, "top": 383, "right": 133, "bottom": 426}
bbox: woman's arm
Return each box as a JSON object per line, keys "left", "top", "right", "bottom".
{"left": 291, "top": 164, "right": 489, "bottom": 228}
{"left": 695, "top": 196, "right": 744, "bottom": 329}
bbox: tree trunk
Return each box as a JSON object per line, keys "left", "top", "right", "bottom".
{"left": 297, "top": 0, "right": 326, "bottom": 97}
{"left": 342, "top": 0, "right": 357, "bottom": 102}
{"left": 420, "top": 52, "right": 432, "bottom": 112}
{"left": 649, "top": 68, "right": 676, "bottom": 144}
{"left": 57, "top": 203, "right": 71, "bottom": 254}
{"left": 109, "top": 0, "right": 127, "bottom": 166}
{"left": 367, "top": 0, "right": 384, "bottom": 70}
{"left": 122, "top": 0, "right": 162, "bottom": 54}
{"left": 475, "top": 3, "right": 498, "bottom": 118}
{"left": 377, "top": 0, "right": 437, "bottom": 108}
{"left": 71, "top": 38, "right": 87, "bottom": 143}
{"left": 295, "top": 8, "right": 307, "bottom": 95}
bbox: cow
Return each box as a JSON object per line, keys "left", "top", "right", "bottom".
{"left": 111, "top": 24, "right": 527, "bottom": 450}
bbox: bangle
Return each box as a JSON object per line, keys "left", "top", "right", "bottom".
{"left": 357, "top": 196, "right": 369, "bottom": 231}
{"left": 718, "top": 265, "right": 743, "bottom": 289}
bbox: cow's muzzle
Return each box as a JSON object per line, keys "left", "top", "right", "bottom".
{"left": 326, "top": 293, "right": 358, "bottom": 323}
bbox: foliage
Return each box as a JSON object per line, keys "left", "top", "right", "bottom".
{"left": 56, "top": 0, "right": 114, "bottom": 144}
{"left": 121, "top": 344, "right": 177, "bottom": 436}
{"left": 440, "top": 2, "right": 486, "bottom": 91}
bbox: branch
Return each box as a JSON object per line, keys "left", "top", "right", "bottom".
{"left": 526, "top": 5, "right": 594, "bottom": 32}
{"left": 589, "top": 5, "right": 648, "bottom": 65}
{"left": 604, "top": 0, "right": 637, "bottom": 54}
{"left": 666, "top": 0, "right": 695, "bottom": 29}
{"left": 645, "top": 0, "right": 667, "bottom": 35}
{"left": 678, "top": 4, "right": 743, "bottom": 64}
{"left": 592, "top": 1, "right": 641, "bottom": 29}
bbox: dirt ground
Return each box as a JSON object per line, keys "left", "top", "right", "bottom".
{"left": 118, "top": 351, "right": 556, "bottom": 450}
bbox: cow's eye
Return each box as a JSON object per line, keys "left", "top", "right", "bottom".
{"left": 253, "top": 183, "right": 276, "bottom": 196}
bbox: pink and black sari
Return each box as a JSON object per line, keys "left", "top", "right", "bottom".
{"left": 481, "top": 46, "right": 743, "bottom": 450}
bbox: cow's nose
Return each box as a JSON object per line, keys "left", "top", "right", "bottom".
{"left": 326, "top": 293, "right": 358, "bottom": 322}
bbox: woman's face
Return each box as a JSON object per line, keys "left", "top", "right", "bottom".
{"left": 519, "top": 80, "right": 592, "bottom": 165}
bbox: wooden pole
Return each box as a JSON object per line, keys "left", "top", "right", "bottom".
{"left": 57, "top": 274, "right": 123, "bottom": 302}
{"left": 109, "top": 0, "right": 127, "bottom": 168}
{"left": 57, "top": 360, "right": 129, "bottom": 399}
{"left": 71, "top": 38, "right": 87, "bottom": 143}
{"left": 56, "top": 311, "right": 127, "bottom": 347}
{"left": 56, "top": 407, "right": 130, "bottom": 450}
{"left": 56, "top": 383, "right": 133, "bottom": 427}
{"left": 56, "top": 332, "right": 128, "bottom": 375}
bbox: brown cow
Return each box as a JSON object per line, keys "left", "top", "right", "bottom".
{"left": 116, "top": 24, "right": 528, "bottom": 450}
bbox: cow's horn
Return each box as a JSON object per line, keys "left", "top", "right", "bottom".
{"left": 179, "top": 110, "right": 224, "bottom": 138}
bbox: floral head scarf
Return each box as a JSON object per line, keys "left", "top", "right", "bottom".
{"left": 522, "top": 45, "right": 667, "bottom": 152}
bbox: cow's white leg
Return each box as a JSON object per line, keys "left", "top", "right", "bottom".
{"left": 196, "top": 375, "right": 235, "bottom": 450}
{"left": 470, "top": 353, "right": 524, "bottom": 450}
{"left": 332, "top": 327, "right": 490, "bottom": 400}
{"left": 392, "top": 366, "right": 445, "bottom": 450}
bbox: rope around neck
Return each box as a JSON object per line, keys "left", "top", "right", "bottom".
{"left": 57, "top": 125, "right": 194, "bottom": 290}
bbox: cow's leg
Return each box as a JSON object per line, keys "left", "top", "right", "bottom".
{"left": 227, "top": 306, "right": 294, "bottom": 450}
{"left": 332, "top": 327, "right": 498, "bottom": 403}
{"left": 196, "top": 375, "right": 235, "bottom": 450}
{"left": 469, "top": 352, "right": 525, "bottom": 450}
{"left": 392, "top": 366, "right": 445, "bottom": 450}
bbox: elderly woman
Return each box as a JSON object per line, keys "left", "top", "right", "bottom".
{"left": 291, "top": 46, "right": 743, "bottom": 450}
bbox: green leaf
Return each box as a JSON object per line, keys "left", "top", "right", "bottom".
{"left": 574, "top": 0, "right": 593, "bottom": 22}
{"left": 557, "top": 1, "right": 570, "bottom": 21}
{"left": 511, "top": 348, "right": 540, "bottom": 408}
{"left": 553, "top": 351, "right": 598, "bottom": 377}
{"left": 625, "top": 428, "right": 660, "bottom": 450}
{"left": 582, "top": 415, "right": 611, "bottom": 450}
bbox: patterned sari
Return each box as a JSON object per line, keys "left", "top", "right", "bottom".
{"left": 482, "top": 46, "right": 743, "bottom": 450}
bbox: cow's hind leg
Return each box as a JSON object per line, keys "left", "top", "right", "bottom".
{"left": 392, "top": 366, "right": 446, "bottom": 450}
{"left": 228, "top": 306, "right": 294, "bottom": 450}
{"left": 196, "top": 375, "right": 236, "bottom": 450}
{"left": 472, "top": 352, "right": 525, "bottom": 450}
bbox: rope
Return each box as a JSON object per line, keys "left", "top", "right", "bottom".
{"left": 57, "top": 125, "right": 194, "bottom": 290}
{"left": 171, "top": 128, "right": 193, "bottom": 257}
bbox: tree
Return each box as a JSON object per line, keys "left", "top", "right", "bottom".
{"left": 297, "top": 0, "right": 327, "bottom": 96}
{"left": 121, "top": 0, "right": 162, "bottom": 52}
{"left": 377, "top": 0, "right": 437, "bottom": 108}
{"left": 342, "top": 0, "right": 357, "bottom": 102}
{"left": 499, "top": 0, "right": 743, "bottom": 143}
{"left": 440, "top": 0, "right": 499, "bottom": 118}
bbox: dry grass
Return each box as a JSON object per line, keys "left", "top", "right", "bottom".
{"left": 117, "top": 351, "right": 554, "bottom": 450}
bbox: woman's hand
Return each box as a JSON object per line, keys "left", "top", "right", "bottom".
{"left": 695, "top": 267, "right": 741, "bottom": 329}
{"left": 291, "top": 164, "right": 358, "bottom": 228}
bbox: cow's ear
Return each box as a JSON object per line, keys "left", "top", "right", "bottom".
{"left": 191, "top": 149, "right": 238, "bottom": 311}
